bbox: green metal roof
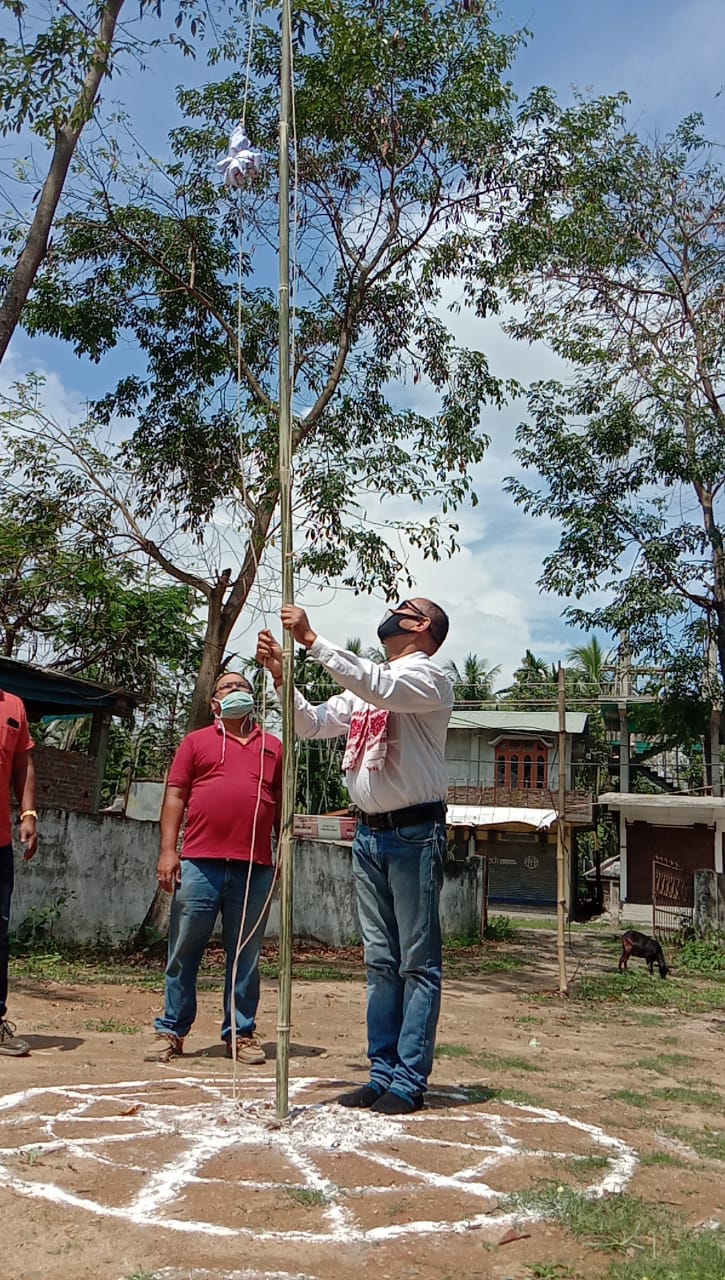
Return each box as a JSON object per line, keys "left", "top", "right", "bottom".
{"left": 448, "top": 710, "right": 588, "bottom": 734}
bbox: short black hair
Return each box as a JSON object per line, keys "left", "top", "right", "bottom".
{"left": 417, "top": 599, "right": 449, "bottom": 649}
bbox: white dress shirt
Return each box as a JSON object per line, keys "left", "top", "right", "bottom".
{"left": 292, "top": 635, "right": 454, "bottom": 815}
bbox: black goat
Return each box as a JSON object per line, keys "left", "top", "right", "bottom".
{"left": 618, "top": 930, "right": 669, "bottom": 978}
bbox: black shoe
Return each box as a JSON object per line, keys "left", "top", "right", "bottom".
{"left": 336, "top": 1083, "right": 384, "bottom": 1108}
{"left": 370, "top": 1089, "right": 424, "bottom": 1115}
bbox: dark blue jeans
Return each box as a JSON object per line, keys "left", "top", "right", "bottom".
{"left": 0, "top": 843, "right": 14, "bottom": 1020}
{"left": 352, "top": 819, "right": 445, "bottom": 1100}
{"left": 155, "top": 857, "right": 274, "bottom": 1043}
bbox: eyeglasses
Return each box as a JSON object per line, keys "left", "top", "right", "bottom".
{"left": 382, "top": 600, "right": 428, "bottom": 623}
{"left": 389, "top": 599, "right": 430, "bottom": 619}
{"left": 214, "top": 679, "right": 250, "bottom": 695}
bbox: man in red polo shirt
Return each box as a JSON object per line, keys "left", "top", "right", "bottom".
{"left": 145, "top": 672, "right": 282, "bottom": 1065}
{"left": 0, "top": 687, "right": 38, "bottom": 1056}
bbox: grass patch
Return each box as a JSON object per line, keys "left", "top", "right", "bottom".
{"left": 462, "top": 1084, "right": 546, "bottom": 1108}
{"left": 611, "top": 1086, "right": 723, "bottom": 1111}
{"left": 605, "top": 1226, "right": 725, "bottom": 1279}
{"left": 82, "top": 1018, "right": 139, "bottom": 1035}
{"left": 638, "top": 1151, "right": 689, "bottom": 1169}
{"left": 508, "top": 917, "right": 596, "bottom": 933}
{"left": 632, "top": 1052, "right": 697, "bottom": 1075}
{"left": 437, "top": 1043, "right": 541, "bottom": 1072}
{"left": 516, "top": 1014, "right": 545, "bottom": 1025}
{"left": 476, "top": 1049, "right": 542, "bottom": 1073}
{"left": 506, "top": 1184, "right": 725, "bottom": 1276}
{"left": 569, "top": 971, "right": 725, "bottom": 1014}
{"left": 507, "top": 1184, "right": 676, "bottom": 1254}
{"left": 284, "top": 1186, "right": 327, "bottom": 1207}
{"left": 661, "top": 1125, "right": 725, "bottom": 1161}
{"left": 436, "top": 1042, "right": 474, "bottom": 1058}
{"left": 555, "top": 1154, "right": 610, "bottom": 1183}
{"left": 443, "top": 931, "right": 480, "bottom": 950}
{"left": 526, "top": 1266, "right": 579, "bottom": 1279}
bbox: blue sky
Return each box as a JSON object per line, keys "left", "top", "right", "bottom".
{"left": 3, "top": 0, "right": 724, "bottom": 682}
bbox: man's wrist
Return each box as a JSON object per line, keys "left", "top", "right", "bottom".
{"left": 301, "top": 630, "right": 317, "bottom": 649}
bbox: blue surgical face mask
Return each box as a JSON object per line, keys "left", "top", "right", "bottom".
{"left": 218, "top": 689, "right": 255, "bottom": 719}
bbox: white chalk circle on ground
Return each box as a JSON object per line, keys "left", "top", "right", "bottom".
{"left": 0, "top": 1076, "right": 636, "bottom": 1243}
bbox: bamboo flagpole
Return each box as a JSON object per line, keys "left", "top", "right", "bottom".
{"left": 275, "top": 0, "right": 295, "bottom": 1120}
{"left": 556, "top": 664, "right": 569, "bottom": 997}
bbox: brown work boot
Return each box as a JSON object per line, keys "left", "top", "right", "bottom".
{"left": 0, "top": 1019, "right": 30, "bottom": 1056}
{"left": 144, "top": 1032, "right": 184, "bottom": 1063}
{"left": 226, "top": 1033, "right": 266, "bottom": 1064}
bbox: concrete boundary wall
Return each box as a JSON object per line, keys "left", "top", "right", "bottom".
{"left": 694, "top": 869, "right": 725, "bottom": 935}
{"left": 12, "top": 810, "right": 483, "bottom": 947}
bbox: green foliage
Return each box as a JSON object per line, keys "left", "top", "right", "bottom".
{"left": 484, "top": 914, "right": 516, "bottom": 942}
{"left": 0, "top": 419, "right": 204, "bottom": 703}
{"left": 444, "top": 653, "right": 501, "bottom": 704}
{"left": 570, "top": 971, "right": 725, "bottom": 1014}
{"left": 509, "top": 1185, "right": 725, "bottom": 1280}
{"left": 5, "top": 2, "right": 629, "bottom": 722}
{"left": 284, "top": 1186, "right": 327, "bottom": 1207}
{"left": 503, "top": 117, "right": 725, "bottom": 692}
{"left": 677, "top": 938, "right": 725, "bottom": 975}
{"left": 9, "top": 895, "right": 68, "bottom": 953}
{"left": 292, "top": 645, "right": 349, "bottom": 814}
{"left": 82, "top": 1018, "right": 139, "bottom": 1034}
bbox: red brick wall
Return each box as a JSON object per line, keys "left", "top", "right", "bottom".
{"left": 31, "top": 744, "right": 97, "bottom": 813}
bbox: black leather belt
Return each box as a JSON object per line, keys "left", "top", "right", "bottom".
{"left": 357, "top": 801, "right": 446, "bottom": 831}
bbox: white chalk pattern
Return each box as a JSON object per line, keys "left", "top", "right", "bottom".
{"left": 0, "top": 1076, "right": 636, "bottom": 1243}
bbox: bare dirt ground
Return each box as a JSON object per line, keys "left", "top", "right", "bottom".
{"left": 3, "top": 929, "right": 724, "bottom": 1280}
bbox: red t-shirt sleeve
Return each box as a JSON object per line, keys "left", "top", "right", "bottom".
{"left": 13, "top": 703, "right": 32, "bottom": 756}
{"left": 168, "top": 735, "right": 196, "bottom": 790}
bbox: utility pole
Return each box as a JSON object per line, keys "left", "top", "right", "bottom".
{"left": 556, "top": 664, "right": 569, "bottom": 997}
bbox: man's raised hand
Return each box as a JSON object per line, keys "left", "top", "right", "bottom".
{"left": 256, "top": 630, "right": 284, "bottom": 683}
{"left": 280, "top": 606, "right": 317, "bottom": 648}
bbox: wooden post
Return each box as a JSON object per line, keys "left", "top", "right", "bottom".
{"left": 556, "top": 665, "right": 569, "bottom": 996}
{"left": 89, "top": 709, "right": 112, "bottom": 814}
{"left": 481, "top": 852, "right": 489, "bottom": 939}
{"left": 275, "top": 0, "right": 295, "bottom": 1121}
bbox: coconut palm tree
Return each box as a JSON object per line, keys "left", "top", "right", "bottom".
{"left": 444, "top": 653, "right": 501, "bottom": 705}
{"left": 501, "top": 650, "right": 558, "bottom": 707}
{"left": 567, "top": 636, "right": 612, "bottom": 696}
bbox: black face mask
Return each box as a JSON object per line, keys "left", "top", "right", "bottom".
{"left": 377, "top": 612, "right": 411, "bottom": 643}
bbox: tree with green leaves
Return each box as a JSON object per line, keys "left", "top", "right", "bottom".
{"left": 0, "top": 0, "right": 209, "bottom": 362}
{"left": 566, "top": 637, "right": 612, "bottom": 698}
{"left": 11, "top": 0, "right": 624, "bottom": 729}
{"left": 502, "top": 650, "right": 558, "bottom": 708}
{"left": 0, "top": 427, "right": 203, "bottom": 700}
{"left": 444, "top": 653, "right": 501, "bottom": 704}
{"left": 504, "top": 116, "right": 725, "bottom": 705}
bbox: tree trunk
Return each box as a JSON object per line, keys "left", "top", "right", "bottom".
{"left": 187, "top": 582, "right": 233, "bottom": 730}
{"left": 0, "top": 0, "right": 125, "bottom": 363}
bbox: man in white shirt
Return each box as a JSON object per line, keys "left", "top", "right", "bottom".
{"left": 257, "top": 598, "right": 453, "bottom": 1114}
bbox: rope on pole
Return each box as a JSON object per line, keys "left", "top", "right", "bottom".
{"left": 275, "top": 0, "right": 295, "bottom": 1121}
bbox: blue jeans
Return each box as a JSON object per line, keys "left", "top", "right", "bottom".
{"left": 352, "top": 820, "right": 445, "bottom": 1100}
{"left": 0, "top": 844, "right": 13, "bottom": 1020}
{"left": 155, "top": 858, "right": 274, "bottom": 1042}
